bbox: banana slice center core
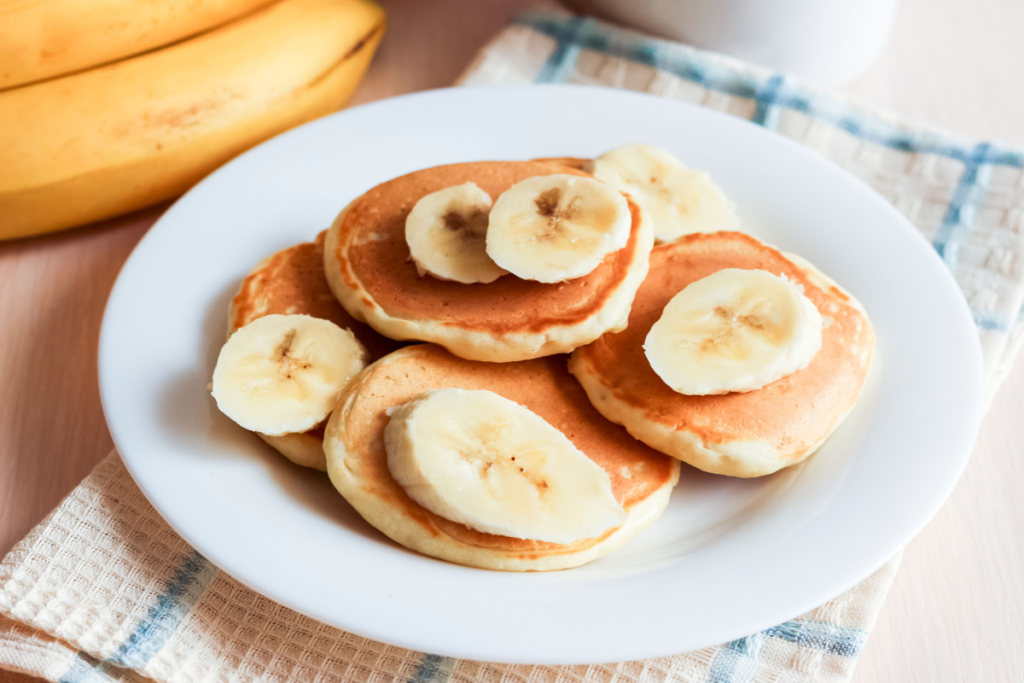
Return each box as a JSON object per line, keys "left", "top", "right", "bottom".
{"left": 486, "top": 174, "right": 632, "bottom": 283}
{"left": 211, "top": 313, "right": 368, "bottom": 436}
{"left": 681, "top": 299, "right": 788, "bottom": 361}
{"left": 445, "top": 209, "right": 486, "bottom": 235}
{"left": 450, "top": 414, "right": 552, "bottom": 495}
{"left": 274, "top": 329, "right": 313, "bottom": 377}
{"left": 644, "top": 268, "right": 823, "bottom": 395}
{"left": 405, "top": 182, "right": 507, "bottom": 284}
{"left": 532, "top": 187, "right": 581, "bottom": 240}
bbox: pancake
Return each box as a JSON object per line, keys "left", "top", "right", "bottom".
{"left": 568, "top": 232, "right": 874, "bottom": 478}
{"left": 323, "top": 344, "right": 680, "bottom": 571}
{"left": 323, "top": 160, "right": 655, "bottom": 363}
{"left": 228, "top": 232, "right": 405, "bottom": 471}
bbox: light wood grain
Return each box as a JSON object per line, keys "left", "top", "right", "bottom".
{"left": 1, "top": 0, "right": 1022, "bottom": 681}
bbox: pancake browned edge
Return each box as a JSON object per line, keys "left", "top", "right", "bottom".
{"left": 227, "top": 231, "right": 405, "bottom": 471}
{"left": 323, "top": 344, "right": 680, "bottom": 571}
{"left": 323, "top": 160, "right": 655, "bottom": 363}
{"left": 569, "top": 232, "right": 875, "bottom": 478}
{"left": 531, "top": 156, "right": 591, "bottom": 171}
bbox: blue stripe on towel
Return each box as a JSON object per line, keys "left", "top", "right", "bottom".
{"left": 535, "top": 16, "right": 589, "bottom": 84}
{"left": 707, "top": 632, "right": 765, "bottom": 683}
{"left": 517, "top": 14, "right": 763, "bottom": 99}
{"left": 59, "top": 652, "right": 106, "bottom": 683}
{"left": 934, "top": 143, "right": 995, "bottom": 270}
{"left": 974, "top": 309, "right": 1013, "bottom": 332}
{"left": 763, "top": 620, "right": 867, "bottom": 656}
{"left": 408, "top": 653, "right": 455, "bottom": 683}
{"left": 107, "top": 549, "right": 216, "bottom": 669}
{"left": 752, "top": 75, "right": 786, "bottom": 130}
{"left": 706, "top": 621, "right": 866, "bottom": 682}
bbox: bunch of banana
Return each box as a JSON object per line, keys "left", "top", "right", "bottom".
{"left": 0, "top": 0, "right": 385, "bottom": 240}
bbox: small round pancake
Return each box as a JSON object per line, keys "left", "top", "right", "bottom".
{"left": 228, "top": 232, "right": 404, "bottom": 471}
{"left": 569, "top": 232, "right": 874, "bottom": 478}
{"left": 323, "top": 161, "right": 655, "bottom": 363}
{"left": 324, "top": 344, "right": 680, "bottom": 571}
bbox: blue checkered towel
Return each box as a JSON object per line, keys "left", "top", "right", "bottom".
{"left": 2, "top": 8, "right": 1021, "bottom": 683}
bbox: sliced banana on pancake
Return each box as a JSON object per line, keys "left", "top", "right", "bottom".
{"left": 405, "top": 182, "right": 508, "bottom": 284}
{"left": 644, "top": 269, "right": 822, "bottom": 395}
{"left": 212, "top": 314, "right": 368, "bottom": 435}
{"left": 590, "top": 144, "right": 738, "bottom": 242}
{"left": 384, "top": 388, "right": 627, "bottom": 544}
{"left": 486, "top": 174, "right": 632, "bottom": 283}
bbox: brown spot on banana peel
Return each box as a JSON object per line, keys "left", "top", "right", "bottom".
{"left": 113, "top": 21, "right": 384, "bottom": 141}
{"left": 142, "top": 91, "right": 241, "bottom": 130}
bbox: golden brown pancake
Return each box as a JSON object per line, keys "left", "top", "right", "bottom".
{"left": 324, "top": 344, "right": 680, "bottom": 571}
{"left": 323, "top": 161, "right": 655, "bottom": 362}
{"left": 228, "top": 232, "right": 405, "bottom": 471}
{"left": 569, "top": 232, "right": 874, "bottom": 478}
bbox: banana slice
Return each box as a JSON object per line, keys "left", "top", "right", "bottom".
{"left": 644, "top": 269, "right": 822, "bottom": 395}
{"left": 485, "top": 174, "right": 632, "bottom": 283}
{"left": 590, "top": 144, "right": 739, "bottom": 242}
{"left": 405, "top": 182, "right": 508, "bottom": 284}
{"left": 212, "top": 314, "right": 368, "bottom": 435}
{"left": 384, "top": 388, "right": 627, "bottom": 544}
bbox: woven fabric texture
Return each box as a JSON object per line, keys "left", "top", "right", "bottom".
{"left": 3, "top": 8, "right": 1022, "bottom": 683}
{"left": 1, "top": 455, "right": 901, "bottom": 683}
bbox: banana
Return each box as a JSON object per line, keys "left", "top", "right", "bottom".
{"left": 644, "top": 268, "right": 822, "bottom": 395}
{"left": 485, "top": 174, "right": 631, "bottom": 283}
{"left": 0, "top": 0, "right": 276, "bottom": 90}
{"left": 384, "top": 388, "right": 627, "bottom": 544}
{"left": 590, "top": 144, "right": 738, "bottom": 242}
{"left": 212, "top": 314, "right": 368, "bottom": 436}
{"left": 0, "top": 0, "right": 385, "bottom": 241}
{"left": 405, "top": 182, "right": 507, "bottom": 284}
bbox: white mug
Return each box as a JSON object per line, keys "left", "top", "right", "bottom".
{"left": 561, "top": 0, "right": 900, "bottom": 86}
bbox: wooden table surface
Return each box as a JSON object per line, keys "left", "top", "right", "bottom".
{"left": 1, "top": 0, "right": 1021, "bottom": 681}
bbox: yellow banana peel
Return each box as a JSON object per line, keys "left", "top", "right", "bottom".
{"left": 0, "top": 0, "right": 278, "bottom": 90}
{"left": 0, "top": 0, "right": 385, "bottom": 241}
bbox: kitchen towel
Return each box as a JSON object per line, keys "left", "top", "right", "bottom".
{"left": 3, "top": 7, "right": 1023, "bottom": 683}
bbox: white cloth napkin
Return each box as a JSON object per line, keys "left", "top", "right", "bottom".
{"left": 3, "top": 8, "right": 1022, "bottom": 683}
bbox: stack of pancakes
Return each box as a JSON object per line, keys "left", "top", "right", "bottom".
{"left": 226, "top": 158, "right": 874, "bottom": 571}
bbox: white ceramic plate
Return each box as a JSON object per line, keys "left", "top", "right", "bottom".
{"left": 99, "top": 86, "right": 984, "bottom": 665}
